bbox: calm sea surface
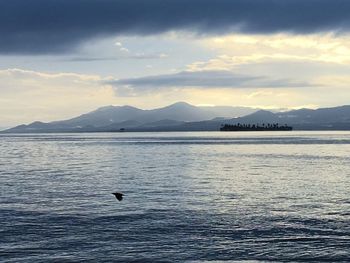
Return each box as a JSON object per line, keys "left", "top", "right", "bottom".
{"left": 0, "top": 131, "right": 349, "bottom": 262}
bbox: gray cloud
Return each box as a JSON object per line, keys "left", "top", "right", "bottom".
{"left": 63, "top": 53, "right": 168, "bottom": 62}
{"left": 1, "top": 0, "right": 350, "bottom": 54}
{"left": 107, "top": 70, "right": 311, "bottom": 95}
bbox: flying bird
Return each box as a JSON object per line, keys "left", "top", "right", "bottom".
{"left": 112, "top": 192, "right": 124, "bottom": 201}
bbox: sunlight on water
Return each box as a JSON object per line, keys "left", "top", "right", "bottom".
{"left": 0, "top": 131, "right": 349, "bottom": 262}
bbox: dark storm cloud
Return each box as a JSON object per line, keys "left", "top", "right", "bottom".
{"left": 1, "top": 0, "right": 350, "bottom": 54}
{"left": 107, "top": 70, "right": 311, "bottom": 94}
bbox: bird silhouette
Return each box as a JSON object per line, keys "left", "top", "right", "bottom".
{"left": 112, "top": 192, "right": 124, "bottom": 201}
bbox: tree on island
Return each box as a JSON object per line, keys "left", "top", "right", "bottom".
{"left": 220, "top": 123, "right": 292, "bottom": 131}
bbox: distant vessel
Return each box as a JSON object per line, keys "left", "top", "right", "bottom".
{"left": 220, "top": 123, "right": 293, "bottom": 131}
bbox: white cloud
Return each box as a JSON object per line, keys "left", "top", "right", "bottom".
{"left": 120, "top": 47, "right": 129, "bottom": 53}
{"left": 198, "top": 33, "right": 350, "bottom": 66}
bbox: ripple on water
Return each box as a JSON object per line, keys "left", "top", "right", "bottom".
{"left": 0, "top": 132, "right": 350, "bottom": 261}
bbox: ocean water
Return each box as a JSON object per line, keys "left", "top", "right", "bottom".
{"left": 0, "top": 131, "right": 349, "bottom": 262}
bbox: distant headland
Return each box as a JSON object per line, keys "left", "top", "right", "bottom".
{"left": 220, "top": 123, "right": 293, "bottom": 131}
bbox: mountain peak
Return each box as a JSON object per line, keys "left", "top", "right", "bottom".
{"left": 252, "top": 109, "right": 276, "bottom": 116}
{"left": 166, "top": 101, "right": 195, "bottom": 108}
{"left": 94, "top": 105, "right": 116, "bottom": 112}
{"left": 94, "top": 105, "right": 140, "bottom": 112}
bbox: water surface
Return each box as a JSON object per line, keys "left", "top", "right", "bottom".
{"left": 1, "top": 131, "right": 349, "bottom": 262}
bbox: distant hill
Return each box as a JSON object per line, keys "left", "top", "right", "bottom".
{"left": 2, "top": 102, "right": 257, "bottom": 133}
{"left": 221, "top": 106, "right": 350, "bottom": 130}
{"left": 3, "top": 103, "right": 350, "bottom": 133}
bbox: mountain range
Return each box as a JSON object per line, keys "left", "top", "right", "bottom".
{"left": 2, "top": 102, "right": 350, "bottom": 133}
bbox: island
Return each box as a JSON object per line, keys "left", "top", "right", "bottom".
{"left": 220, "top": 123, "right": 293, "bottom": 131}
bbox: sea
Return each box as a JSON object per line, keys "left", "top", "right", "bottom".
{"left": 0, "top": 131, "right": 349, "bottom": 262}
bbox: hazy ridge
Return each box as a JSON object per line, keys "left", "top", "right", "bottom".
{"left": 3, "top": 102, "right": 350, "bottom": 133}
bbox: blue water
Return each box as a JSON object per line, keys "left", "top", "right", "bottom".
{"left": 1, "top": 131, "right": 349, "bottom": 262}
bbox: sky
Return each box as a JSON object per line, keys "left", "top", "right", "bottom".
{"left": 1, "top": 0, "right": 350, "bottom": 127}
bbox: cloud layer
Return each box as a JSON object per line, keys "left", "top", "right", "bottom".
{"left": 1, "top": 0, "right": 350, "bottom": 53}
{"left": 109, "top": 70, "right": 311, "bottom": 96}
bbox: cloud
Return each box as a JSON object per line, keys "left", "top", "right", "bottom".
{"left": 63, "top": 53, "right": 168, "bottom": 62}
{"left": 120, "top": 47, "right": 129, "bottom": 53}
{"left": 0, "top": 68, "right": 116, "bottom": 126}
{"left": 108, "top": 70, "right": 311, "bottom": 95}
{"left": 1, "top": 0, "right": 350, "bottom": 54}
{"left": 192, "top": 34, "right": 350, "bottom": 70}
